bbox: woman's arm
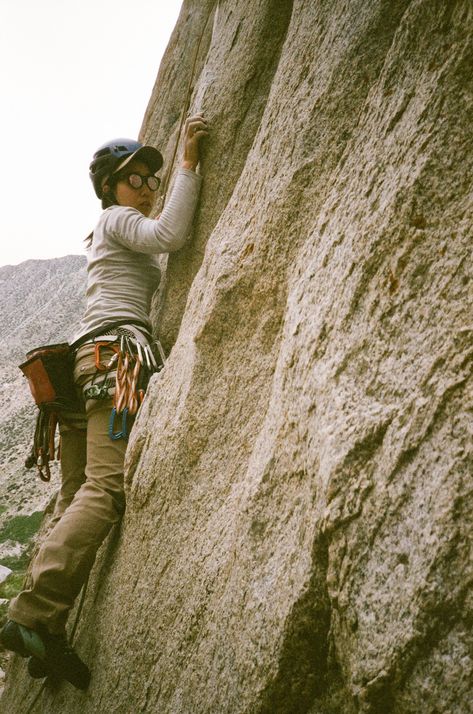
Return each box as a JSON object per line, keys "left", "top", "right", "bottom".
{"left": 109, "top": 114, "right": 209, "bottom": 254}
{"left": 108, "top": 169, "right": 202, "bottom": 254}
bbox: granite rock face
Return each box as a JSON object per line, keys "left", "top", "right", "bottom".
{"left": 2, "top": 0, "right": 472, "bottom": 712}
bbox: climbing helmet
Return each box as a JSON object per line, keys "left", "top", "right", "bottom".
{"left": 89, "top": 138, "right": 163, "bottom": 200}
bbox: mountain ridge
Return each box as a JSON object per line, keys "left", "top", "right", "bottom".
{"left": 0, "top": 255, "right": 87, "bottom": 362}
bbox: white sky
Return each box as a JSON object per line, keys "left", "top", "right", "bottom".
{"left": 0, "top": 0, "right": 183, "bottom": 267}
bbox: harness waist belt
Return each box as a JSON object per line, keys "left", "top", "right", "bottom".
{"left": 70, "top": 320, "right": 152, "bottom": 351}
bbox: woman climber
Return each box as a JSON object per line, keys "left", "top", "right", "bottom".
{"left": 0, "top": 114, "right": 208, "bottom": 690}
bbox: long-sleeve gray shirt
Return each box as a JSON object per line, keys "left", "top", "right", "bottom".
{"left": 72, "top": 168, "right": 201, "bottom": 343}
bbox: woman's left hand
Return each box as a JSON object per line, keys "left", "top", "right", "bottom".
{"left": 182, "top": 114, "right": 209, "bottom": 171}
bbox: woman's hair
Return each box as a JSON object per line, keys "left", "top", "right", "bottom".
{"left": 85, "top": 161, "right": 156, "bottom": 248}
{"left": 101, "top": 173, "right": 120, "bottom": 209}
{"left": 84, "top": 170, "right": 124, "bottom": 248}
{"left": 84, "top": 230, "right": 94, "bottom": 249}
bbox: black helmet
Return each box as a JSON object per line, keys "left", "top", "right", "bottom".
{"left": 89, "top": 138, "right": 163, "bottom": 202}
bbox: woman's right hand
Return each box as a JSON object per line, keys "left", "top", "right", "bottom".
{"left": 182, "top": 114, "right": 209, "bottom": 171}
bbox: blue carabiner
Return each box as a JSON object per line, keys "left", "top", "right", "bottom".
{"left": 109, "top": 407, "right": 129, "bottom": 441}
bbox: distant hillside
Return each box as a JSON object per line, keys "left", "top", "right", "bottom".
{"left": 0, "top": 255, "right": 87, "bottom": 362}
{"left": 0, "top": 255, "right": 87, "bottom": 568}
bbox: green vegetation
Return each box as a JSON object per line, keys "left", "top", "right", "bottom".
{"left": 0, "top": 572, "right": 25, "bottom": 600}
{"left": 1, "top": 551, "right": 30, "bottom": 573}
{"left": 0, "top": 601, "right": 8, "bottom": 629}
{"left": 0, "top": 511, "right": 43, "bottom": 545}
{"left": 0, "top": 572, "right": 26, "bottom": 631}
{"left": 0, "top": 512, "right": 41, "bottom": 620}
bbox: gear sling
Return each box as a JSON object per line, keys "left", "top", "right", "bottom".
{"left": 20, "top": 321, "right": 165, "bottom": 480}
{"left": 20, "top": 343, "right": 83, "bottom": 481}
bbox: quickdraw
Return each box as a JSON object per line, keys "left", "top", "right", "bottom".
{"left": 109, "top": 407, "right": 129, "bottom": 441}
{"left": 114, "top": 336, "right": 144, "bottom": 416}
{"left": 106, "top": 335, "right": 164, "bottom": 441}
{"left": 77, "top": 333, "right": 165, "bottom": 441}
{"left": 94, "top": 341, "right": 120, "bottom": 371}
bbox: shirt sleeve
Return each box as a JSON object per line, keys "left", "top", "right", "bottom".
{"left": 106, "top": 168, "right": 202, "bottom": 254}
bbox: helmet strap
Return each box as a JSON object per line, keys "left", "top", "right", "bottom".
{"left": 101, "top": 182, "right": 118, "bottom": 209}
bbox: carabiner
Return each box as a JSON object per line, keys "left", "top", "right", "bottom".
{"left": 95, "top": 341, "right": 120, "bottom": 371}
{"left": 108, "top": 407, "right": 129, "bottom": 441}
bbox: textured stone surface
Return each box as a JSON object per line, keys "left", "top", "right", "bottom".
{"left": 2, "top": 1, "right": 472, "bottom": 712}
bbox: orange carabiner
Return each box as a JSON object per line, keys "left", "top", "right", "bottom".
{"left": 94, "top": 341, "right": 120, "bottom": 371}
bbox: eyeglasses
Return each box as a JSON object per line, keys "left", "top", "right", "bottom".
{"left": 124, "top": 173, "right": 161, "bottom": 191}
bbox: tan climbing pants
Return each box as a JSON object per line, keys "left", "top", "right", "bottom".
{"left": 8, "top": 344, "right": 129, "bottom": 635}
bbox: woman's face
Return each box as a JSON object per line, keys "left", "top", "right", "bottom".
{"left": 113, "top": 159, "right": 158, "bottom": 217}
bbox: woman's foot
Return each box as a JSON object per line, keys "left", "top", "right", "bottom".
{"left": 0, "top": 620, "right": 90, "bottom": 690}
{"left": 27, "top": 656, "right": 49, "bottom": 679}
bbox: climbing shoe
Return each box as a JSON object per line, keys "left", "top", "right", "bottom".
{"left": 27, "top": 656, "right": 49, "bottom": 679}
{"left": 0, "top": 620, "right": 90, "bottom": 690}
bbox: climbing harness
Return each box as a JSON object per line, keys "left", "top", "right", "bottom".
{"left": 78, "top": 328, "right": 165, "bottom": 441}
{"left": 19, "top": 327, "right": 164, "bottom": 477}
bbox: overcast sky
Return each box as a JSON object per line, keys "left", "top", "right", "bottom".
{"left": 0, "top": 0, "right": 183, "bottom": 267}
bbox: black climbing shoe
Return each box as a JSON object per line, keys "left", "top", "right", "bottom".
{"left": 0, "top": 620, "right": 90, "bottom": 690}
{"left": 27, "top": 656, "right": 49, "bottom": 679}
